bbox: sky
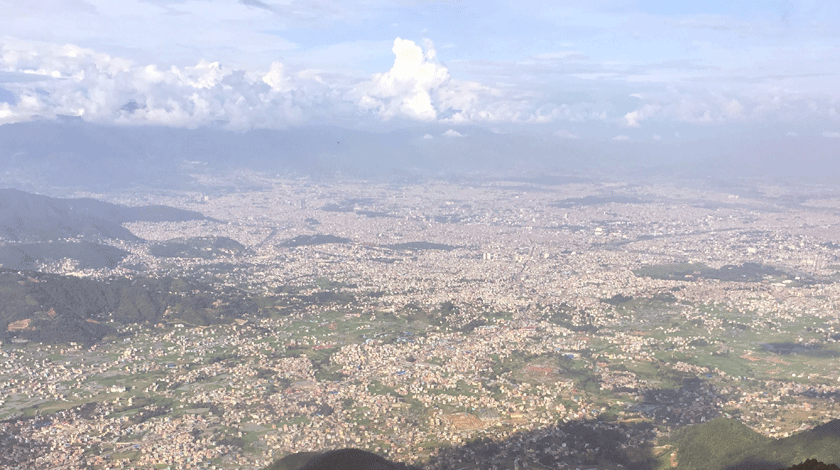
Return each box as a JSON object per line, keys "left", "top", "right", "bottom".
{"left": 1, "top": 0, "right": 840, "bottom": 145}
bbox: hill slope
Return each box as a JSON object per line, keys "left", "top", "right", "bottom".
{"left": 669, "top": 418, "right": 840, "bottom": 470}
{"left": 0, "top": 188, "right": 207, "bottom": 242}
{"left": 0, "top": 269, "right": 258, "bottom": 344}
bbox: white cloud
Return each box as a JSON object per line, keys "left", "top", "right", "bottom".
{"left": 726, "top": 99, "right": 743, "bottom": 117}
{"left": 554, "top": 129, "right": 579, "bottom": 139}
{"left": 611, "top": 134, "right": 629, "bottom": 141}
{"left": 422, "top": 133, "right": 434, "bottom": 139}
{"left": 352, "top": 37, "right": 560, "bottom": 124}
{"left": 6, "top": 35, "right": 799, "bottom": 131}
{"left": 354, "top": 37, "right": 449, "bottom": 121}
{"left": 624, "top": 104, "right": 659, "bottom": 127}
{"left": 823, "top": 131, "right": 840, "bottom": 139}
{"left": 0, "top": 38, "right": 328, "bottom": 129}
{"left": 652, "top": 133, "right": 661, "bottom": 140}
{"left": 176, "top": 60, "right": 231, "bottom": 89}
{"left": 786, "top": 131, "right": 798, "bottom": 137}
{"left": 262, "top": 61, "right": 290, "bottom": 92}
{"left": 442, "top": 129, "right": 464, "bottom": 137}
{"left": 0, "top": 36, "right": 577, "bottom": 129}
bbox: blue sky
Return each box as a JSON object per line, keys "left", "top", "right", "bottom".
{"left": 0, "top": 0, "right": 839, "bottom": 143}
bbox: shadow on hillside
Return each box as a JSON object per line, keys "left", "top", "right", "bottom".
{"left": 268, "top": 418, "right": 658, "bottom": 470}
{"left": 762, "top": 343, "right": 840, "bottom": 358}
{"left": 417, "top": 418, "right": 658, "bottom": 470}
{"left": 809, "top": 420, "right": 840, "bottom": 438}
{"left": 724, "top": 459, "right": 786, "bottom": 470}
{"left": 271, "top": 378, "right": 734, "bottom": 470}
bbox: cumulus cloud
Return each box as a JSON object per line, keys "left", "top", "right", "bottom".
{"left": 0, "top": 37, "right": 336, "bottom": 128}
{"left": 652, "top": 133, "right": 662, "bottom": 140}
{"left": 0, "top": 36, "right": 590, "bottom": 129}
{"left": 353, "top": 37, "right": 556, "bottom": 124}
{"left": 442, "top": 129, "right": 464, "bottom": 137}
{"left": 262, "top": 61, "right": 291, "bottom": 92}
{"left": 726, "top": 99, "right": 744, "bottom": 117}
{"left": 611, "top": 134, "right": 629, "bottom": 141}
{"left": 823, "top": 131, "right": 840, "bottom": 139}
{"left": 624, "top": 104, "right": 659, "bottom": 127}
{"left": 422, "top": 133, "right": 434, "bottom": 139}
{"left": 354, "top": 37, "right": 449, "bottom": 121}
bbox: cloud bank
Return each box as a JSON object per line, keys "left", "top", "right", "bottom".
{"left": 0, "top": 36, "right": 570, "bottom": 129}
{"left": 1, "top": 27, "right": 839, "bottom": 135}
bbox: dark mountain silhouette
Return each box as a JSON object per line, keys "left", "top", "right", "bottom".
{"left": 784, "top": 459, "right": 840, "bottom": 470}
{"left": 0, "top": 120, "right": 572, "bottom": 189}
{"left": 264, "top": 448, "right": 420, "bottom": 470}
{"left": 0, "top": 188, "right": 211, "bottom": 269}
{"left": 5, "top": 120, "right": 840, "bottom": 189}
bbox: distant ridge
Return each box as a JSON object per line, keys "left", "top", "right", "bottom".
{"left": 0, "top": 188, "right": 208, "bottom": 242}
{"left": 0, "top": 188, "right": 211, "bottom": 269}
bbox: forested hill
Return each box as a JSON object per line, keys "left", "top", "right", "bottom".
{"left": 0, "top": 188, "right": 208, "bottom": 242}
{"left": 667, "top": 417, "right": 840, "bottom": 470}
{"left": 0, "top": 269, "right": 258, "bottom": 344}
{"left": 0, "top": 241, "right": 129, "bottom": 270}
{"left": 263, "top": 419, "right": 840, "bottom": 470}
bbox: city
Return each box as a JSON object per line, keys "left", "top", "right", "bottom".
{"left": 2, "top": 175, "right": 840, "bottom": 469}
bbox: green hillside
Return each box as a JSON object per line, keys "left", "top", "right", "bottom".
{"left": 0, "top": 268, "right": 259, "bottom": 344}
{"left": 741, "top": 420, "right": 840, "bottom": 470}
{"left": 668, "top": 418, "right": 840, "bottom": 470}
{"left": 667, "top": 418, "right": 771, "bottom": 470}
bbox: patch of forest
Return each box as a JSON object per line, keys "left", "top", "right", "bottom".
{"left": 149, "top": 236, "right": 245, "bottom": 259}
{"left": 383, "top": 242, "right": 457, "bottom": 251}
{"left": 554, "top": 195, "right": 646, "bottom": 207}
{"left": 0, "top": 269, "right": 258, "bottom": 344}
{"left": 0, "top": 241, "right": 129, "bottom": 270}
{"left": 277, "top": 234, "right": 351, "bottom": 247}
{"left": 634, "top": 262, "right": 808, "bottom": 283}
